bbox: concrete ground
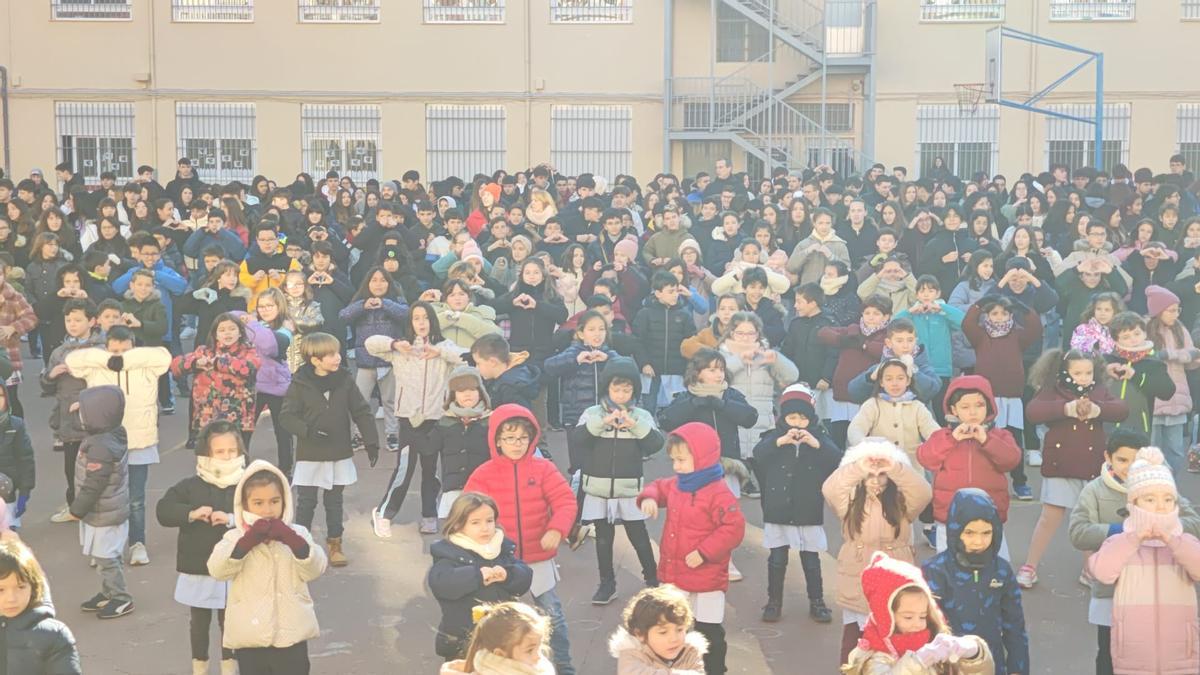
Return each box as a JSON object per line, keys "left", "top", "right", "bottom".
{"left": 11, "top": 353, "right": 1179, "bottom": 674}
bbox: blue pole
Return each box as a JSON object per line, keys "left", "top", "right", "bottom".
{"left": 1094, "top": 52, "right": 1104, "bottom": 169}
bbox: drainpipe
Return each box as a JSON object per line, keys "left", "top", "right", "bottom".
{"left": 663, "top": 0, "right": 674, "bottom": 172}
{"left": 0, "top": 66, "right": 8, "bottom": 176}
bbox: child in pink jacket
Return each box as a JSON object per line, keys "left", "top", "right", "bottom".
{"left": 1088, "top": 446, "right": 1200, "bottom": 675}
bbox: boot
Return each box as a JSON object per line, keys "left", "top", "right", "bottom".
{"left": 193, "top": 660, "right": 209, "bottom": 675}
{"left": 327, "top": 537, "right": 348, "bottom": 567}
{"left": 762, "top": 560, "right": 785, "bottom": 622}
{"left": 809, "top": 598, "right": 833, "bottom": 623}
{"left": 220, "top": 659, "right": 237, "bottom": 675}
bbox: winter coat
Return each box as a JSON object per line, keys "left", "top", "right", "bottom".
{"left": 573, "top": 402, "right": 663, "bottom": 500}
{"left": 1103, "top": 351, "right": 1175, "bottom": 434}
{"left": 66, "top": 346, "right": 170, "bottom": 450}
{"left": 433, "top": 302, "right": 500, "bottom": 350}
{"left": 40, "top": 334, "right": 103, "bottom": 444}
{"left": 818, "top": 324, "right": 887, "bottom": 402}
{"left": 172, "top": 342, "right": 261, "bottom": 433}
{"left": 428, "top": 536, "right": 533, "bottom": 660}
{"left": 283, "top": 297, "right": 324, "bottom": 373}
{"left": 843, "top": 635, "right": 994, "bottom": 675}
{"left": 895, "top": 301, "right": 966, "bottom": 378}
{"left": 608, "top": 626, "right": 707, "bottom": 675}
{"left": 721, "top": 342, "right": 798, "bottom": 458}
{"left": 946, "top": 279, "right": 995, "bottom": 371}
{"left": 433, "top": 415, "right": 491, "bottom": 493}
{"left": 155, "top": 475, "right": 237, "bottom": 576}
{"left": 308, "top": 270, "right": 355, "bottom": 349}
{"left": 632, "top": 298, "right": 696, "bottom": 376}
{"left": 823, "top": 443, "right": 931, "bottom": 615}
{"left": 1057, "top": 271, "right": 1128, "bottom": 346}
{"left": 581, "top": 267, "right": 647, "bottom": 321}
{"left": 486, "top": 364, "right": 542, "bottom": 411}
{"left": 175, "top": 286, "right": 250, "bottom": 347}
{"left": 1026, "top": 382, "right": 1128, "bottom": 480}
{"left": 658, "top": 386, "right": 758, "bottom": 461}
{"left": 1153, "top": 327, "right": 1200, "bottom": 417}
{"left": 183, "top": 227, "right": 246, "bottom": 264}
{"left": 780, "top": 312, "right": 836, "bottom": 388}
{"left": 753, "top": 424, "right": 841, "bottom": 526}
{"left": 493, "top": 282, "right": 568, "bottom": 365}
{"left": 679, "top": 322, "right": 720, "bottom": 362}
{"left": 1088, "top": 529, "right": 1200, "bottom": 675}
{"left": 69, "top": 386, "right": 129, "bottom": 527}
{"left": 0, "top": 603, "right": 81, "bottom": 675}
{"left": 917, "top": 376, "right": 1022, "bottom": 523}
{"left": 858, "top": 274, "right": 918, "bottom": 318}
{"left": 922, "top": 489, "right": 1030, "bottom": 675}
{"left": 541, "top": 341, "right": 621, "bottom": 428}
{"left": 743, "top": 295, "right": 788, "bottom": 348}
{"left": 120, "top": 288, "right": 168, "bottom": 347}
{"left": 0, "top": 415, "right": 35, "bottom": 496}
{"left": 0, "top": 281, "right": 36, "bottom": 377}
{"left": 237, "top": 255, "right": 301, "bottom": 312}
{"left": 24, "top": 258, "right": 66, "bottom": 306}
{"left": 112, "top": 261, "right": 188, "bottom": 342}
{"left": 365, "top": 335, "right": 466, "bottom": 425}
{"left": 463, "top": 405, "right": 576, "bottom": 564}
{"left": 918, "top": 228, "right": 979, "bottom": 299}
{"left": 337, "top": 296, "right": 409, "bottom": 369}
{"left": 786, "top": 232, "right": 851, "bottom": 286}
{"left": 279, "top": 365, "right": 380, "bottom": 463}
{"left": 238, "top": 315, "right": 291, "bottom": 398}
{"left": 961, "top": 303, "right": 1042, "bottom": 398}
{"left": 1070, "top": 318, "right": 1115, "bottom": 355}
{"left": 208, "top": 461, "right": 327, "bottom": 650}
{"left": 637, "top": 423, "right": 745, "bottom": 593}
{"left": 847, "top": 396, "right": 941, "bottom": 463}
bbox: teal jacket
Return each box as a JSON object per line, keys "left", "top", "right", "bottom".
{"left": 893, "top": 300, "right": 965, "bottom": 377}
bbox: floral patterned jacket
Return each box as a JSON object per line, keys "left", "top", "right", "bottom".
{"left": 172, "top": 341, "right": 261, "bottom": 432}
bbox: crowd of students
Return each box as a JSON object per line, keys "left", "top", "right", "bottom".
{"left": 0, "top": 153, "right": 1199, "bottom": 674}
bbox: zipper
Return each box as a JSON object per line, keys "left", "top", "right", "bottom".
{"left": 663, "top": 306, "right": 669, "bottom": 370}
{"left": 512, "top": 462, "right": 524, "bottom": 559}
{"left": 609, "top": 422, "right": 618, "bottom": 499}
{"left": 1153, "top": 547, "right": 1160, "bottom": 669}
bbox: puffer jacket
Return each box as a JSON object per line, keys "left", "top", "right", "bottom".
{"left": 847, "top": 396, "right": 941, "bottom": 463}
{"left": 337, "top": 296, "right": 409, "bottom": 369}
{"left": 428, "top": 536, "right": 533, "bottom": 660}
{"left": 433, "top": 302, "right": 500, "bottom": 350}
{"left": 721, "top": 342, "right": 798, "bottom": 459}
{"left": 237, "top": 313, "right": 291, "bottom": 397}
{"left": 923, "top": 489, "right": 1030, "bottom": 675}
{"left": 1104, "top": 348, "right": 1175, "bottom": 434}
{"left": 843, "top": 636, "right": 994, "bottom": 675}
{"left": 463, "top": 405, "right": 576, "bottom": 563}
{"left": 818, "top": 324, "right": 887, "bottom": 403}
{"left": 283, "top": 297, "right": 324, "bottom": 373}
{"left": 120, "top": 288, "right": 168, "bottom": 347}
{"left": 208, "top": 460, "right": 327, "bottom": 650}
{"left": 0, "top": 602, "right": 81, "bottom": 675}
{"left": 658, "top": 385, "right": 758, "bottom": 461}
{"left": 365, "top": 336, "right": 466, "bottom": 425}
{"left": 1154, "top": 327, "right": 1200, "bottom": 417}
{"left": 543, "top": 341, "right": 619, "bottom": 427}
{"left": 40, "top": 333, "right": 103, "bottom": 444}
{"left": 637, "top": 423, "right": 745, "bottom": 593}
{"left": 494, "top": 282, "right": 569, "bottom": 364}
{"left": 780, "top": 312, "right": 836, "bottom": 388}
{"left": 66, "top": 346, "right": 170, "bottom": 450}
{"left": 631, "top": 298, "right": 695, "bottom": 376}
{"left": 1026, "top": 381, "right": 1128, "bottom": 480}
{"left": 308, "top": 269, "right": 354, "bottom": 350}
{"left": 608, "top": 626, "right": 707, "bottom": 675}
{"left": 1088, "top": 527, "right": 1200, "bottom": 675}
{"left": 754, "top": 422, "right": 841, "bottom": 526}
{"left": 679, "top": 321, "right": 720, "bottom": 361}
{"left": 433, "top": 414, "right": 491, "bottom": 493}
{"left": 279, "top": 365, "right": 380, "bottom": 463}
{"left": 156, "top": 474, "right": 237, "bottom": 576}
{"left": 0, "top": 411, "right": 34, "bottom": 498}
{"left": 917, "top": 376, "right": 1022, "bottom": 523}
{"left": 486, "top": 363, "right": 542, "bottom": 411}
{"left": 574, "top": 398, "right": 663, "bottom": 499}
{"left": 69, "top": 386, "right": 129, "bottom": 527}
{"left": 823, "top": 441, "right": 930, "bottom": 615}
{"left": 172, "top": 341, "right": 261, "bottom": 433}
{"left": 1069, "top": 318, "right": 1115, "bottom": 355}
{"left": 24, "top": 257, "right": 66, "bottom": 306}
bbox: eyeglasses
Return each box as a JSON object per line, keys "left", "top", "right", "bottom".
{"left": 499, "top": 435, "right": 530, "bottom": 445}
{"left": 732, "top": 330, "right": 759, "bottom": 338}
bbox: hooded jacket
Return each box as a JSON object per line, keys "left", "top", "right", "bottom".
{"left": 494, "top": 282, "right": 569, "bottom": 364}
{"left": 365, "top": 335, "right": 467, "bottom": 425}
{"left": 922, "top": 489, "right": 1030, "bottom": 675}
{"left": 1104, "top": 347, "right": 1175, "bottom": 435}
{"left": 0, "top": 601, "right": 81, "bottom": 675}
{"left": 156, "top": 471, "right": 239, "bottom": 576}
{"left": 40, "top": 333, "right": 104, "bottom": 444}
{"left": 608, "top": 626, "right": 707, "bottom": 675}
{"left": 238, "top": 313, "right": 291, "bottom": 398}
{"left": 754, "top": 420, "right": 841, "bottom": 526}
{"left": 658, "top": 384, "right": 758, "bottom": 462}
{"left": 463, "top": 405, "right": 576, "bottom": 564}
{"left": 428, "top": 535, "right": 533, "bottom": 659}
{"left": 66, "top": 346, "right": 170, "bottom": 451}
{"left": 486, "top": 364, "right": 542, "bottom": 411}
{"left": 638, "top": 423, "right": 746, "bottom": 593}
{"left": 337, "top": 295, "right": 409, "bottom": 370}
{"left": 571, "top": 358, "right": 664, "bottom": 499}
{"left": 917, "top": 376, "right": 1022, "bottom": 523}
{"left": 207, "top": 460, "right": 327, "bottom": 650}
{"left": 279, "top": 365, "right": 380, "bottom": 463}
{"left": 543, "top": 340, "right": 620, "bottom": 427}
{"left": 70, "top": 386, "right": 129, "bottom": 527}
{"left": 1026, "top": 381, "right": 1128, "bottom": 480}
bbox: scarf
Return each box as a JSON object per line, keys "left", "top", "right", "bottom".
{"left": 1058, "top": 368, "right": 1096, "bottom": 397}
{"left": 880, "top": 390, "right": 917, "bottom": 403}
{"left": 859, "top": 620, "right": 931, "bottom": 660}
{"left": 197, "top": 455, "right": 246, "bottom": 488}
{"left": 688, "top": 381, "right": 728, "bottom": 398}
{"left": 1114, "top": 341, "right": 1154, "bottom": 364}
{"left": 472, "top": 649, "right": 557, "bottom": 675}
{"left": 447, "top": 402, "right": 488, "bottom": 422}
{"left": 677, "top": 463, "right": 724, "bottom": 494}
{"left": 873, "top": 276, "right": 907, "bottom": 294}
{"left": 982, "top": 315, "right": 1013, "bottom": 338}
{"left": 820, "top": 274, "right": 849, "bottom": 295}
{"left": 1101, "top": 463, "right": 1127, "bottom": 494}
{"left": 859, "top": 318, "right": 886, "bottom": 337}
{"left": 1124, "top": 504, "right": 1183, "bottom": 546}
{"left": 448, "top": 529, "right": 505, "bottom": 561}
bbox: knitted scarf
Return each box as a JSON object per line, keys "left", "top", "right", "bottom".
{"left": 1124, "top": 505, "right": 1183, "bottom": 546}
{"left": 859, "top": 621, "right": 931, "bottom": 660}
{"left": 982, "top": 315, "right": 1014, "bottom": 338}
{"left": 688, "top": 381, "right": 728, "bottom": 398}
{"left": 1101, "top": 463, "right": 1127, "bottom": 494}
{"left": 1114, "top": 341, "right": 1154, "bottom": 364}
{"left": 448, "top": 529, "right": 505, "bottom": 561}
{"left": 447, "top": 402, "right": 489, "bottom": 422}
{"left": 820, "top": 274, "right": 849, "bottom": 295}
{"left": 859, "top": 318, "right": 887, "bottom": 338}
{"left": 1058, "top": 368, "right": 1096, "bottom": 397}
{"left": 197, "top": 455, "right": 246, "bottom": 489}
{"left": 873, "top": 276, "right": 907, "bottom": 295}
{"left": 677, "top": 463, "right": 724, "bottom": 493}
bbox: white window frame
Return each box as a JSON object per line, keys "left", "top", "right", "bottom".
{"left": 298, "top": 0, "right": 380, "bottom": 23}
{"left": 550, "top": 105, "right": 633, "bottom": 179}
{"left": 176, "top": 102, "right": 256, "bottom": 183}
{"left": 1185, "top": 0, "right": 1200, "bottom": 20}
{"left": 172, "top": 0, "right": 253, "bottom": 22}
{"left": 426, "top": 105, "right": 506, "bottom": 182}
{"left": 1044, "top": 103, "right": 1130, "bottom": 172}
{"left": 919, "top": 0, "right": 1005, "bottom": 22}
{"left": 423, "top": 0, "right": 505, "bottom": 24}
{"left": 1049, "top": 0, "right": 1134, "bottom": 21}
{"left": 550, "top": 0, "right": 633, "bottom": 24}
{"left": 55, "top": 102, "right": 136, "bottom": 185}
{"left": 1177, "top": 105, "right": 1200, "bottom": 171}
{"left": 302, "top": 105, "right": 382, "bottom": 183}
{"left": 51, "top": 0, "right": 131, "bottom": 21}
{"left": 916, "top": 104, "right": 1000, "bottom": 180}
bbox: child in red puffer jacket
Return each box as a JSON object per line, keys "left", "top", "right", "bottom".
{"left": 637, "top": 422, "right": 746, "bottom": 675}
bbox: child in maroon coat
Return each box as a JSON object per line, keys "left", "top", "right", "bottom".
{"left": 817, "top": 294, "right": 891, "bottom": 447}
{"left": 638, "top": 422, "right": 746, "bottom": 675}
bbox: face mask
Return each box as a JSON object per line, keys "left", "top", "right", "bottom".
{"left": 197, "top": 455, "right": 246, "bottom": 488}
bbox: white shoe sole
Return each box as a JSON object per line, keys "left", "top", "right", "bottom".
{"left": 371, "top": 509, "right": 392, "bottom": 539}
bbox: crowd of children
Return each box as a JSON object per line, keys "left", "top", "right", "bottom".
{"left": 4, "top": 154, "right": 1200, "bottom": 674}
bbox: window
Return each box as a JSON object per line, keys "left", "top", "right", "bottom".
{"left": 56, "top": 102, "right": 135, "bottom": 184}
{"left": 423, "top": 0, "right": 504, "bottom": 23}
{"left": 1044, "top": 103, "right": 1130, "bottom": 172}
{"left": 1177, "top": 105, "right": 1200, "bottom": 170}
{"left": 1185, "top": 0, "right": 1200, "bottom": 19}
{"left": 426, "top": 105, "right": 506, "bottom": 181}
{"left": 806, "top": 141, "right": 859, "bottom": 177}
{"left": 302, "top": 105, "right": 382, "bottom": 183}
{"left": 920, "top": 0, "right": 1005, "bottom": 22}
{"left": 717, "top": 3, "right": 770, "bottom": 62}
{"left": 51, "top": 0, "right": 130, "bottom": 20}
{"left": 793, "top": 103, "right": 855, "bottom": 133}
{"left": 172, "top": 0, "right": 253, "bottom": 21}
{"left": 298, "top": 0, "right": 379, "bottom": 22}
{"left": 916, "top": 104, "right": 1000, "bottom": 180}
{"left": 176, "top": 103, "right": 256, "bottom": 183}
{"left": 681, "top": 140, "right": 731, "bottom": 179}
{"left": 551, "top": 106, "right": 632, "bottom": 178}
{"left": 551, "top": 0, "right": 632, "bottom": 23}
{"left": 1049, "top": 0, "right": 1134, "bottom": 21}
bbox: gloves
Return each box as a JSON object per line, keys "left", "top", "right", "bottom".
{"left": 106, "top": 355, "right": 124, "bottom": 372}
{"left": 14, "top": 494, "right": 28, "bottom": 519}
{"left": 106, "top": 253, "right": 121, "bottom": 266}
{"left": 915, "top": 634, "right": 976, "bottom": 667}
{"left": 192, "top": 287, "right": 218, "bottom": 304}
{"left": 266, "top": 519, "right": 310, "bottom": 559}
{"left": 366, "top": 445, "right": 380, "bottom": 469}
{"left": 943, "top": 635, "right": 979, "bottom": 661}
{"left": 232, "top": 518, "right": 272, "bottom": 559}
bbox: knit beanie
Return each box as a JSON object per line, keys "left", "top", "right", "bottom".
{"left": 613, "top": 237, "right": 638, "bottom": 262}
{"left": 461, "top": 240, "right": 484, "bottom": 265}
{"left": 780, "top": 383, "right": 817, "bottom": 420}
{"left": 1126, "top": 446, "right": 1177, "bottom": 502}
{"left": 678, "top": 238, "right": 702, "bottom": 258}
{"left": 1145, "top": 285, "right": 1180, "bottom": 319}
{"left": 444, "top": 365, "right": 491, "bottom": 409}
{"left": 481, "top": 183, "right": 501, "bottom": 203}
{"left": 859, "top": 552, "right": 947, "bottom": 656}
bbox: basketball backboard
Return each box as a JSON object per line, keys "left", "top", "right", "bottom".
{"left": 984, "top": 26, "right": 1002, "bottom": 103}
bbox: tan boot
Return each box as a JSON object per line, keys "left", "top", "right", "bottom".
{"left": 327, "top": 537, "right": 348, "bottom": 567}
{"left": 220, "top": 659, "right": 238, "bottom": 675}
{"left": 192, "top": 659, "right": 209, "bottom": 675}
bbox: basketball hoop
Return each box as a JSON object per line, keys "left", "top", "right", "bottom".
{"left": 954, "top": 83, "right": 988, "bottom": 115}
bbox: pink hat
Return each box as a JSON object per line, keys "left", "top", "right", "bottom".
{"left": 613, "top": 237, "right": 638, "bottom": 262}
{"left": 1127, "top": 446, "right": 1177, "bottom": 501}
{"left": 461, "top": 240, "right": 484, "bottom": 264}
{"left": 1145, "top": 285, "right": 1180, "bottom": 319}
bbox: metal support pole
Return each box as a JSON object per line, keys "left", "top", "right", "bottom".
{"left": 663, "top": 0, "right": 674, "bottom": 172}
{"left": 1094, "top": 52, "right": 1104, "bottom": 169}
{"left": 0, "top": 66, "right": 9, "bottom": 177}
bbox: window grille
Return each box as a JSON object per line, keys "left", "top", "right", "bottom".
{"left": 302, "top": 104, "right": 382, "bottom": 184}
{"left": 426, "top": 105, "right": 506, "bottom": 181}
{"left": 56, "top": 102, "right": 136, "bottom": 184}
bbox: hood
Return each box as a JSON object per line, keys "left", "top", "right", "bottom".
{"left": 495, "top": 364, "right": 543, "bottom": 398}
{"left": 669, "top": 422, "right": 720, "bottom": 471}
{"left": 840, "top": 437, "right": 912, "bottom": 469}
{"left": 941, "top": 374, "right": 997, "bottom": 421}
{"left": 607, "top": 626, "right": 708, "bottom": 661}
{"left": 945, "top": 488, "right": 1004, "bottom": 567}
{"left": 860, "top": 552, "right": 949, "bottom": 646}
{"left": 599, "top": 356, "right": 642, "bottom": 400}
{"left": 10, "top": 602, "right": 57, "bottom": 632}
{"left": 232, "top": 459, "right": 294, "bottom": 529}
{"left": 486, "top": 404, "right": 543, "bottom": 465}
{"left": 78, "top": 385, "right": 125, "bottom": 434}
{"left": 122, "top": 286, "right": 162, "bottom": 304}
{"left": 292, "top": 363, "right": 351, "bottom": 389}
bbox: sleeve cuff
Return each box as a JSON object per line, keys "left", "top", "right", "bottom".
{"left": 1107, "top": 523, "right": 1123, "bottom": 537}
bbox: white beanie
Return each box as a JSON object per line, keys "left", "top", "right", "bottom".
{"left": 1126, "top": 447, "right": 1177, "bottom": 502}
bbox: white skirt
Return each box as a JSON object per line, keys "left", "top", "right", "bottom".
{"left": 1089, "top": 596, "right": 1113, "bottom": 627}
{"left": 581, "top": 495, "right": 646, "bottom": 524}
{"left": 993, "top": 396, "right": 1024, "bottom": 430}
{"left": 529, "top": 559, "right": 560, "bottom": 598}
{"left": 174, "top": 573, "right": 229, "bottom": 610}
{"left": 761, "top": 523, "right": 827, "bottom": 552}
{"left": 843, "top": 609, "right": 869, "bottom": 628}
{"left": 80, "top": 521, "right": 128, "bottom": 560}
{"left": 1041, "top": 477, "right": 1086, "bottom": 508}
{"left": 819, "top": 389, "right": 859, "bottom": 422}
{"left": 291, "top": 458, "right": 357, "bottom": 491}
{"left": 688, "top": 590, "right": 726, "bottom": 624}
{"left": 438, "top": 490, "right": 461, "bottom": 519}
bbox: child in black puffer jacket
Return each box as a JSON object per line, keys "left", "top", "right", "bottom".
{"left": 658, "top": 348, "right": 758, "bottom": 466}
{"left": 0, "top": 538, "right": 81, "bottom": 674}
{"left": 431, "top": 367, "right": 493, "bottom": 520}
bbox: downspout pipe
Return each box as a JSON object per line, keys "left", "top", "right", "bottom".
{"left": 0, "top": 66, "right": 8, "bottom": 177}
{"left": 663, "top": 0, "right": 674, "bottom": 172}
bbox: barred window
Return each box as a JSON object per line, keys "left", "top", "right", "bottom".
{"left": 1177, "top": 105, "right": 1200, "bottom": 171}
{"left": 1044, "top": 103, "right": 1130, "bottom": 173}
{"left": 551, "top": 106, "right": 632, "bottom": 179}
{"left": 56, "top": 102, "right": 135, "bottom": 184}
{"left": 917, "top": 104, "right": 1000, "bottom": 180}
{"left": 172, "top": 0, "right": 253, "bottom": 22}
{"left": 919, "top": 0, "right": 1005, "bottom": 22}
{"left": 426, "top": 105, "right": 506, "bottom": 181}
{"left": 302, "top": 105, "right": 382, "bottom": 184}
{"left": 550, "top": 0, "right": 633, "bottom": 23}
{"left": 176, "top": 103, "right": 256, "bottom": 183}
{"left": 792, "top": 103, "right": 855, "bottom": 133}
{"left": 423, "top": 0, "right": 504, "bottom": 23}
{"left": 51, "top": 0, "right": 131, "bottom": 20}
{"left": 298, "top": 0, "right": 379, "bottom": 22}
{"left": 1049, "top": 0, "right": 1134, "bottom": 21}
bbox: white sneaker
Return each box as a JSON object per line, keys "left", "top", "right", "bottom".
{"left": 728, "top": 561, "right": 743, "bottom": 582}
{"left": 371, "top": 508, "right": 392, "bottom": 539}
{"left": 129, "top": 542, "right": 150, "bottom": 566}
{"left": 375, "top": 407, "right": 384, "bottom": 420}
{"left": 180, "top": 326, "right": 197, "bottom": 341}
{"left": 1027, "top": 450, "right": 1043, "bottom": 467}
{"left": 50, "top": 505, "right": 76, "bottom": 523}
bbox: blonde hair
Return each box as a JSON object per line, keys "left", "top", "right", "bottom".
{"left": 254, "top": 287, "right": 291, "bottom": 330}
{"left": 464, "top": 602, "right": 550, "bottom": 667}
{"left": 300, "top": 331, "right": 340, "bottom": 361}
{"left": 442, "top": 492, "right": 499, "bottom": 536}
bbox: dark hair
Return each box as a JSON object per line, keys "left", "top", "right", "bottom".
{"left": 471, "top": 333, "right": 511, "bottom": 363}
{"left": 206, "top": 311, "right": 250, "bottom": 350}
{"left": 650, "top": 271, "right": 677, "bottom": 292}
{"left": 573, "top": 309, "right": 608, "bottom": 337}
{"left": 1109, "top": 311, "right": 1146, "bottom": 338}
{"left": 241, "top": 469, "right": 285, "bottom": 509}
{"left": 106, "top": 325, "right": 135, "bottom": 344}
{"left": 493, "top": 417, "right": 536, "bottom": 447}
{"left": 404, "top": 301, "right": 444, "bottom": 344}
{"left": 742, "top": 266, "right": 768, "bottom": 290}
{"left": 197, "top": 419, "right": 246, "bottom": 458}
{"left": 1107, "top": 428, "right": 1149, "bottom": 456}
{"left": 796, "top": 282, "right": 823, "bottom": 305}
{"left": 684, "top": 348, "right": 725, "bottom": 386}
{"left": 846, "top": 474, "right": 907, "bottom": 540}
{"left": 62, "top": 298, "right": 94, "bottom": 319}
{"left": 914, "top": 274, "right": 940, "bottom": 293}
{"left": 861, "top": 294, "right": 893, "bottom": 316}
{"left": 947, "top": 386, "right": 992, "bottom": 417}
{"left": 96, "top": 298, "right": 122, "bottom": 315}
{"left": 352, "top": 266, "right": 400, "bottom": 302}
{"left": 886, "top": 317, "right": 916, "bottom": 337}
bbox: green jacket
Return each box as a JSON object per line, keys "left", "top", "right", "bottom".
{"left": 121, "top": 289, "right": 168, "bottom": 347}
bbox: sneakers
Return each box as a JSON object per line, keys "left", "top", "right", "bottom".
{"left": 1079, "top": 571, "right": 1092, "bottom": 588}
{"left": 371, "top": 508, "right": 392, "bottom": 539}
{"left": 160, "top": 404, "right": 175, "bottom": 416}
{"left": 761, "top": 600, "right": 782, "bottom": 623}
{"left": 809, "top": 598, "right": 833, "bottom": 623}
{"left": 567, "top": 523, "right": 594, "bottom": 551}
{"left": 386, "top": 434, "right": 399, "bottom": 453}
{"left": 374, "top": 407, "right": 384, "bottom": 421}
{"left": 351, "top": 434, "right": 365, "bottom": 452}
{"left": 97, "top": 598, "right": 134, "bottom": 619}
{"left": 419, "top": 517, "right": 439, "bottom": 534}
{"left": 1189, "top": 445, "right": 1200, "bottom": 473}
{"left": 129, "top": 542, "right": 150, "bottom": 566}
{"left": 185, "top": 438, "right": 197, "bottom": 450}
{"left": 728, "top": 561, "right": 743, "bottom": 582}
{"left": 592, "top": 578, "right": 618, "bottom": 605}
{"left": 1027, "top": 450, "right": 1043, "bottom": 467}
{"left": 192, "top": 659, "right": 208, "bottom": 675}
{"left": 1014, "top": 484, "right": 1034, "bottom": 501}
{"left": 51, "top": 506, "right": 77, "bottom": 524}
{"left": 1016, "top": 564, "right": 1038, "bottom": 588}
{"left": 80, "top": 593, "right": 108, "bottom": 612}
{"left": 922, "top": 525, "right": 937, "bottom": 549}
{"left": 180, "top": 326, "right": 197, "bottom": 341}
{"left": 741, "top": 476, "right": 761, "bottom": 499}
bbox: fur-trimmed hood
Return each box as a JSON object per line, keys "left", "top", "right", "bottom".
{"left": 840, "top": 437, "right": 912, "bottom": 469}
{"left": 608, "top": 626, "right": 708, "bottom": 674}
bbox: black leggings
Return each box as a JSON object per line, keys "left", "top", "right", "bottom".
{"left": 378, "top": 419, "right": 439, "bottom": 520}
{"left": 250, "top": 393, "right": 294, "bottom": 478}
{"left": 1006, "top": 424, "right": 1027, "bottom": 487}
{"left": 62, "top": 441, "right": 81, "bottom": 505}
{"left": 4, "top": 384, "right": 21, "bottom": 419}
{"left": 190, "top": 607, "right": 233, "bottom": 662}
{"left": 593, "top": 519, "right": 657, "bottom": 583}
{"left": 237, "top": 640, "right": 308, "bottom": 675}
{"left": 768, "top": 546, "right": 824, "bottom": 600}
{"left": 1096, "top": 625, "right": 1113, "bottom": 675}
{"left": 695, "top": 621, "right": 727, "bottom": 675}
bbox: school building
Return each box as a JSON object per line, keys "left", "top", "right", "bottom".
{"left": 0, "top": 0, "right": 1197, "bottom": 187}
